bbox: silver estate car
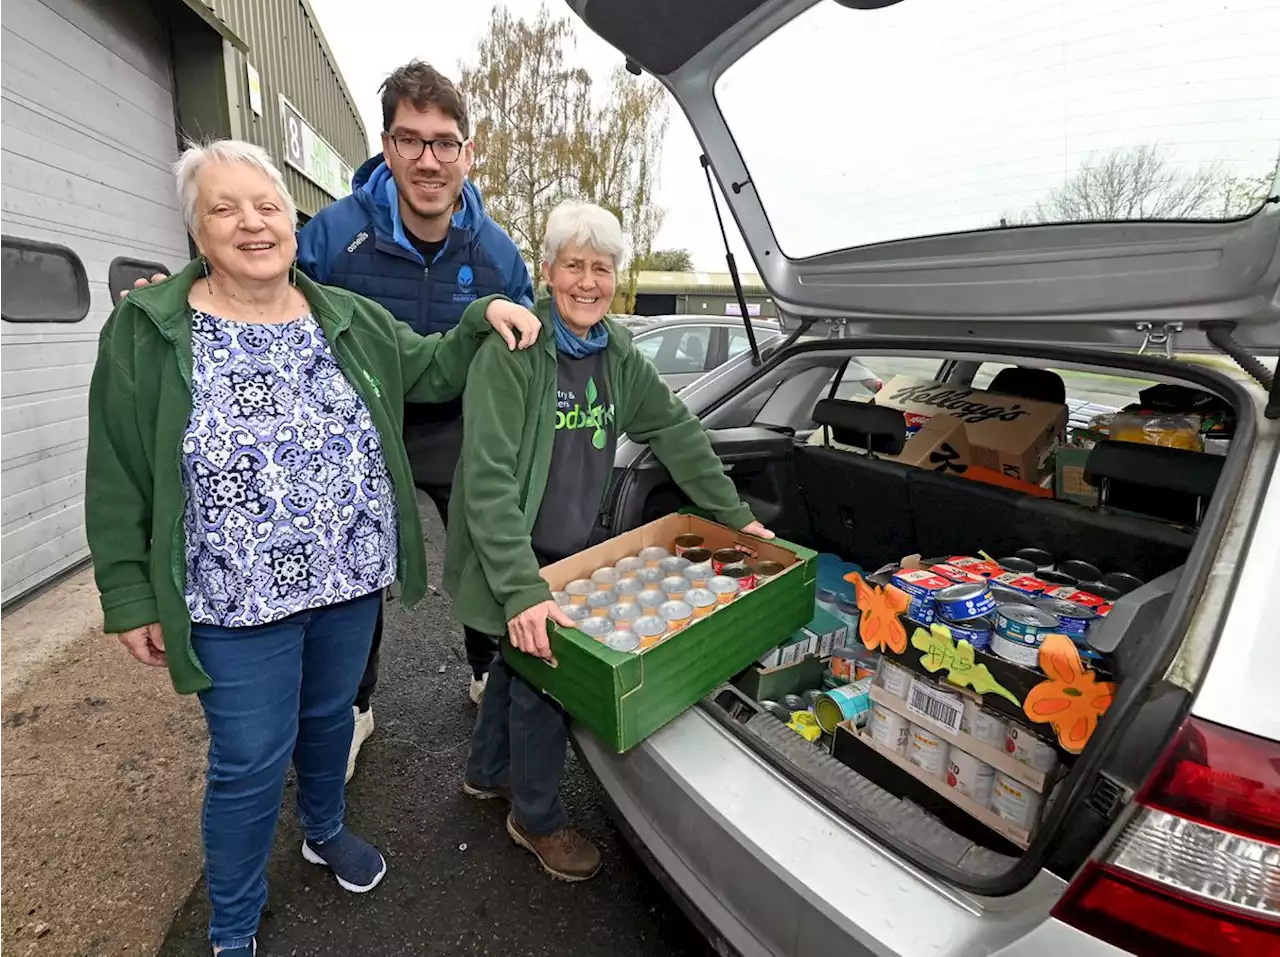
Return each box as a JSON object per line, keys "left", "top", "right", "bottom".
{"left": 625, "top": 314, "right": 883, "bottom": 394}
{"left": 557, "top": 1, "right": 1280, "bottom": 955}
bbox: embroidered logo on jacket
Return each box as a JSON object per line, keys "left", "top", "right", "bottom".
{"left": 452, "top": 263, "right": 478, "bottom": 304}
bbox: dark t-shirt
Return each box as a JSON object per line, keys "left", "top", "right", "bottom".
{"left": 403, "top": 226, "right": 456, "bottom": 483}
{"left": 406, "top": 229, "right": 446, "bottom": 266}
{"left": 530, "top": 351, "right": 617, "bottom": 563}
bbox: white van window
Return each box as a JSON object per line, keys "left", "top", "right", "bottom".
{"left": 715, "top": 0, "right": 1280, "bottom": 257}
{"left": 2, "top": 237, "right": 90, "bottom": 323}
{"left": 109, "top": 258, "right": 171, "bottom": 303}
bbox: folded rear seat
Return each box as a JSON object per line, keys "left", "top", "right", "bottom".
{"left": 798, "top": 399, "right": 1196, "bottom": 581}
{"left": 797, "top": 400, "right": 917, "bottom": 568}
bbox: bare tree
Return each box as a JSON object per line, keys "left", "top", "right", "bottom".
{"left": 1001, "top": 145, "right": 1274, "bottom": 226}
{"left": 1214, "top": 170, "right": 1275, "bottom": 218}
{"left": 632, "top": 248, "right": 695, "bottom": 272}
{"left": 459, "top": 6, "right": 590, "bottom": 264}
{"left": 459, "top": 3, "right": 669, "bottom": 307}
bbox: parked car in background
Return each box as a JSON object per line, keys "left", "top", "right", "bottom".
{"left": 627, "top": 314, "right": 883, "bottom": 395}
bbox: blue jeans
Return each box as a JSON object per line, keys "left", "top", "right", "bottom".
{"left": 466, "top": 649, "right": 569, "bottom": 836}
{"left": 191, "top": 593, "right": 379, "bottom": 950}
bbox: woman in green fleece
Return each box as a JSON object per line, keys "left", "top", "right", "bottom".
{"left": 84, "top": 139, "right": 539, "bottom": 955}
{"left": 444, "top": 200, "right": 773, "bottom": 882}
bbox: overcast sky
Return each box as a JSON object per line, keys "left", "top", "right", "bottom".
{"left": 307, "top": 0, "right": 750, "bottom": 271}
{"left": 307, "top": 0, "right": 1279, "bottom": 269}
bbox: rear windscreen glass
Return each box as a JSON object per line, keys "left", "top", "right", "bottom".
{"left": 715, "top": 0, "right": 1280, "bottom": 258}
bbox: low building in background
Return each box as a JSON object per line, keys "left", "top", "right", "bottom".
{"left": 628, "top": 270, "right": 777, "bottom": 319}
{"left": 1, "top": 0, "right": 367, "bottom": 604}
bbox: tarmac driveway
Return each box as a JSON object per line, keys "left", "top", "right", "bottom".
{"left": 157, "top": 503, "right": 714, "bottom": 957}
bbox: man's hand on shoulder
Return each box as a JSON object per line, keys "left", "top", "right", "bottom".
{"left": 484, "top": 299, "right": 540, "bottom": 351}
{"left": 118, "top": 274, "right": 168, "bottom": 302}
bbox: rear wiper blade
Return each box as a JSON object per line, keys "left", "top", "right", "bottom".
{"left": 700, "top": 154, "right": 761, "bottom": 366}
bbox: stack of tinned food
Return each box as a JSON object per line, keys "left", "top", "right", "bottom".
{"left": 875, "top": 550, "right": 1144, "bottom": 671}
{"left": 551, "top": 533, "right": 785, "bottom": 655}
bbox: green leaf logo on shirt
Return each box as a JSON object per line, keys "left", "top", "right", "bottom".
{"left": 556, "top": 375, "right": 613, "bottom": 450}
{"left": 587, "top": 376, "right": 608, "bottom": 449}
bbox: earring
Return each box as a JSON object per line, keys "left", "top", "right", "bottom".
{"left": 202, "top": 256, "right": 213, "bottom": 295}
{"left": 291, "top": 260, "right": 299, "bottom": 286}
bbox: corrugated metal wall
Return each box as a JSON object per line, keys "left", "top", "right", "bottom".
{"left": 203, "top": 0, "right": 370, "bottom": 217}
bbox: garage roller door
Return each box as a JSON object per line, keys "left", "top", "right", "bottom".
{"left": 2, "top": 0, "right": 191, "bottom": 603}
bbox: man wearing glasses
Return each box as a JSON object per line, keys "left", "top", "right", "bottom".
{"left": 297, "top": 60, "right": 534, "bottom": 781}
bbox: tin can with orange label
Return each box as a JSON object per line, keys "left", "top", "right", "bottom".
{"left": 660, "top": 555, "right": 692, "bottom": 577}
{"left": 610, "top": 603, "right": 641, "bottom": 631}
{"left": 587, "top": 589, "right": 617, "bottom": 617}
{"left": 661, "top": 576, "right": 689, "bottom": 601}
{"left": 636, "top": 588, "right": 665, "bottom": 617}
{"left": 634, "top": 615, "right": 668, "bottom": 649}
{"left": 614, "top": 556, "right": 645, "bottom": 579}
{"left": 614, "top": 578, "right": 642, "bottom": 602}
{"left": 565, "top": 580, "right": 594, "bottom": 605}
{"left": 707, "top": 575, "right": 739, "bottom": 604}
{"left": 684, "top": 562, "right": 713, "bottom": 588}
{"left": 591, "top": 566, "right": 621, "bottom": 590}
{"left": 659, "top": 600, "right": 693, "bottom": 633}
{"left": 578, "top": 616, "right": 614, "bottom": 641}
{"left": 686, "top": 588, "right": 718, "bottom": 617}
{"left": 638, "top": 546, "right": 670, "bottom": 567}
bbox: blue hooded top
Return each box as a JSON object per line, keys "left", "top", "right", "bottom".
{"left": 296, "top": 155, "right": 534, "bottom": 338}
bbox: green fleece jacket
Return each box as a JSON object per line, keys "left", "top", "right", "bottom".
{"left": 86, "top": 256, "right": 499, "bottom": 694}
{"left": 443, "top": 294, "right": 756, "bottom": 635}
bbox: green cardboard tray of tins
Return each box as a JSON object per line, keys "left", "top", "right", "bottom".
{"left": 502, "top": 513, "right": 817, "bottom": 752}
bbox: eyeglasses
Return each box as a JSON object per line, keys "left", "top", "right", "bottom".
{"left": 388, "top": 134, "right": 464, "bottom": 163}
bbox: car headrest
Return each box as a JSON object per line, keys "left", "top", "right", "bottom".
{"left": 1084, "top": 440, "right": 1223, "bottom": 526}
{"left": 987, "top": 367, "right": 1066, "bottom": 405}
{"left": 813, "top": 398, "right": 906, "bottom": 455}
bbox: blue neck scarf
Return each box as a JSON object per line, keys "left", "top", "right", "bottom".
{"left": 550, "top": 300, "right": 609, "bottom": 358}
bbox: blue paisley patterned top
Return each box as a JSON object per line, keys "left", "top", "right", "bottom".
{"left": 182, "top": 310, "right": 398, "bottom": 627}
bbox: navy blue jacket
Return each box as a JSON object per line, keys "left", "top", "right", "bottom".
{"left": 297, "top": 156, "right": 533, "bottom": 485}
{"left": 296, "top": 156, "right": 533, "bottom": 337}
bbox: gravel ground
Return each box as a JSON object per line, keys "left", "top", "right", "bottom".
{"left": 1, "top": 570, "right": 208, "bottom": 957}
{"left": 157, "top": 502, "right": 714, "bottom": 957}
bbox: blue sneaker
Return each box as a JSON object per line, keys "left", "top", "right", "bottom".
{"left": 301, "top": 828, "right": 387, "bottom": 893}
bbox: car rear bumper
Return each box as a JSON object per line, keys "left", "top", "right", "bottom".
{"left": 573, "top": 706, "right": 1076, "bottom": 957}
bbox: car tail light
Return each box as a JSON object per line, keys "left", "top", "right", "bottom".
{"left": 1052, "top": 717, "right": 1280, "bottom": 956}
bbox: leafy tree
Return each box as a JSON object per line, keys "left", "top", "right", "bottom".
{"left": 459, "top": 3, "right": 668, "bottom": 311}
{"left": 632, "top": 248, "right": 694, "bottom": 272}
{"left": 1001, "top": 145, "right": 1275, "bottom": 226}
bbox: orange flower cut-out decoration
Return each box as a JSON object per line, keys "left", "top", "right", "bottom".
{"left": 1023, "top": 634, "right": 1116, "bottom": 754}
{"left": 847, "top": 573, "right": 911, "bottom": 654}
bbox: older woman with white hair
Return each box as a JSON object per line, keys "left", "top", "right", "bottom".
{"left": 84, "top": 139, "right": 539, "bottom": 955}
{"left": 441, "top": 200, "right": 773, "bottom": 882}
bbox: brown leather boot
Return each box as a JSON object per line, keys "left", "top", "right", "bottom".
{"left": 506, "top": 812, "right": 602, "bottom": 882}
